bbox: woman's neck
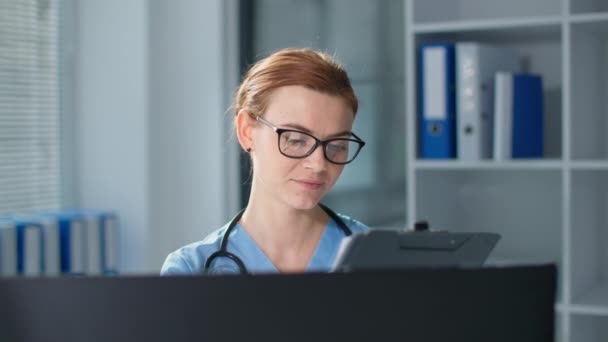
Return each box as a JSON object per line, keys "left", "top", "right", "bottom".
{"left": 240, "top": 189, "right": 328, "bottom": 272}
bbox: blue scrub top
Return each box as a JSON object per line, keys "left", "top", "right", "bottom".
{"left": 161, "top": 212, "right": 368, "bottom": 275}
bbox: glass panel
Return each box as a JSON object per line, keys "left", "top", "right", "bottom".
{"left": 243, "top": 0, "right": 406, "bottom": 226}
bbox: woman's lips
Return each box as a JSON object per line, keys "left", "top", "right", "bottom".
{"left": 293, "top": 179, "right": 324, "bottom": 190}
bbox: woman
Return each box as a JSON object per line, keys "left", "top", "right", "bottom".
{"left": 161, "top": 48, "right": 368, "bottom": 275}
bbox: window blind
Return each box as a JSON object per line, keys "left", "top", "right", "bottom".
{"left": 0, "top": 0, "right": 61, "bottom": 215}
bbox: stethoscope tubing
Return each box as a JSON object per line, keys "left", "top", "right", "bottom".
{"left": 203, "top": 204, "right": 351, "bottom": 274}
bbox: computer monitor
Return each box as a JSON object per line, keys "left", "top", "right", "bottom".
{"left": 333, "top": 229, "right": 501, "bottom": 272}
{"left": 0, "top": 265, "right": 555, "bottom": 342}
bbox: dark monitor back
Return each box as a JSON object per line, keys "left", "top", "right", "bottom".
{"left": 0, "top": 265, "right": 556, "bottom": 342}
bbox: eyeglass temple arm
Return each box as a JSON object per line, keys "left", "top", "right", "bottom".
{"left": 256, "top": 114, "right": 364, "bottom": 145}
{"left": 254, "top": 115, "right": 277, "bottom": 132}
{"left": 350, "top": 132, "right": 365, "bottom": 144}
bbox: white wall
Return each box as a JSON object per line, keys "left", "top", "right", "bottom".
{"left": 148, "top": 0, "right": 240, "bottom": 271}
{"left": 76, "top": 0, "right": 239, "bottom": 273}
{"left": 77, "top": 0, "right": 150, "bottom": 273}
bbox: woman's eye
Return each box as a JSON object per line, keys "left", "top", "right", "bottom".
{"left": 287, "top": 139, "right": 307, "bottom": 146}
{"left": 328, "top": 143, "right": 347, "bottom": 153}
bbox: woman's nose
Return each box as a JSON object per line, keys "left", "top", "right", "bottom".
{"left": 303, "top": 144, "right": 328, "bottom": 171}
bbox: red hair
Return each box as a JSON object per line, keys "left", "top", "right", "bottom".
{"left": 234, "top": 48, "right": 358, "bottom": 118}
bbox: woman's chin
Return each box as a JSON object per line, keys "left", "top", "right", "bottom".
{"left": 286, "top": 196, "right": 322, "bottom": 211}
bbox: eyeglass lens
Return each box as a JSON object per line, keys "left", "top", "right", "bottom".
{"left": 279, "top": 131, "right": 360, "bottom": 163}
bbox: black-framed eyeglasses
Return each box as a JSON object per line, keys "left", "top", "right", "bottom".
{"left": 255, "top": 115, "right": 365, "bottom": 165}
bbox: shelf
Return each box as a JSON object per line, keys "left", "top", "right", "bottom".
{"left": 412, "top": 17, "right": 562, "bottom": 47}
{"left": 570, "top": 171, "right": 608, "bottom": 311}
{"left": 571, "top": 305, "right": 608, "bottom": 316}
{"left": 569, "top": 18, "right": 608, "bottom": 160}
{"left": 407, "top": 1, "right": 608, "bottom": 340}
{"left": 570, "top": 314, "right": 608, "bottom": 341}
{"left": 570, "top": 0, "right": 608, "bottom": 17}
{"left": 570, "top": 17, "right": 608, "bottom": 34}
{"left": 571, "top": 161, "right": 608, "bottom": 170}
{"left": 412, "top": 0, "right": 561, "bottom": 25}
{"left": 414, "top": 169, "right": 564, "bottom": 300}
{"left": 570, "top": 13, "right": 608, "bottom": 25}
{"left": 415, "top": 170, "right": 562, "bottom": 260}
{"left": 412, "top": 26, "right": 564, "bottom": 161}
{"left": 573, "top": 283, "right": 608, "bottom": 313}
{"left": 413, "top": 16, "right": 562, "bottom": 34}
{"left": 413, "top": 159, "right": 562, "bottom": 170}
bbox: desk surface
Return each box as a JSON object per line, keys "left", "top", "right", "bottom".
{"left": 0, "top": 266, "right": 556, "bottom": 342}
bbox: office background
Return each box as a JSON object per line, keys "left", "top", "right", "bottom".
{"left": 1, "top": 0, "right": 407, "bottom": 274}
{"left": 1, "top": 0, "right": 405, "bottom": 273}
{"left": 3, "top": 0, "right": 608, "bottom": 340}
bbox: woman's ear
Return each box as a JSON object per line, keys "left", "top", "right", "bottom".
{"left": 236, "top": 110, "right": 256, "bottom": 153}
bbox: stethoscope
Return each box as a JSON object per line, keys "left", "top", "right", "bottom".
{"left": 203, "top": 204, "right": 352, "bottom": 274}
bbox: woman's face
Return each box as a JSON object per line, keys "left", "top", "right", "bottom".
{"left": 250, "top": 85, "right": 355, "bottom": 210}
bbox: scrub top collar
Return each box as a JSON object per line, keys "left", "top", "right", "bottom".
{"left": 223, "top": 218, "right": 344, "bottom": 273}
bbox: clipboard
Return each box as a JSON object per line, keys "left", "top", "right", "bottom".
{"left": 332, "top": 229, "right": 500, "bottom": 272}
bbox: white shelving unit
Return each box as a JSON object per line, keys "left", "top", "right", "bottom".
{"left": 405, "top": 0, "right": 608, "bottom": 341}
